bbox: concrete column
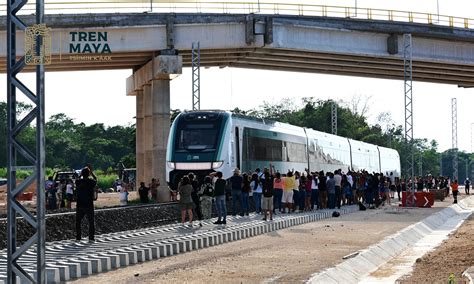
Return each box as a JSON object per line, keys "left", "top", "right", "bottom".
{"left": 143, "top": 84, "right": 153, "bottom": 185}
{"left": 135, "top": 90, "right": 145, "bottom": 185}
{"left": 152, "top": 79, "right": 171, "bottom": 202}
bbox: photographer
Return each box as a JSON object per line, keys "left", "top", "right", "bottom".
{"left": 75, "top": 165, "right": 97, "bottom": 242}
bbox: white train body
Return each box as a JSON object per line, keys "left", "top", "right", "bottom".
{"left": 166, "top": 111, "right": 400, "bottom": 187}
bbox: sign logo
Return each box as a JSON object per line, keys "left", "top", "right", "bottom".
{"left": 25, "top": 24, "right": 52, "bottom": 65}
{"left": 67, "top": 31, "right": 112, "bottom": 62}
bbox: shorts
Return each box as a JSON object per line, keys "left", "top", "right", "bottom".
{"left": 282, "top": 190, "right": 294, "bottom": 203}
{"left": 262, "top": 197, "right": 273, "bottom": 210}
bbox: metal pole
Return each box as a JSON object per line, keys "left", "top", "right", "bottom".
{"left": 355, "top": 0, "right": 358, "bottom": 17}
{"left": 403, "top": 34, "right": 415, "bottom": 206}
{"left": 331, "top": 101, "right": 337, "bottom": 135}
{"left": 192, "top": 42, "right": 201, "bottom": 111}
{"left": 7, "top": 0, "right": 46, "bottom": 282}
{"left": 452, "top": 98, "right": 458, "bottom": 181}
{"left": 436, "top": 0, "right": 440, "bottom": 23}
{"left": 471, "top": 123, "right": 474, "bottom": 153}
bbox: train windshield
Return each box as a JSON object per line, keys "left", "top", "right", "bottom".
{"left": 176, "top": 123, "right": 219, "bottom": 151}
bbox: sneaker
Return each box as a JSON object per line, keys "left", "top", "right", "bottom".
{"left": 270, "top": 218, "right": 273, "bottom": 221}
{"left": 262, "top": 218, "right": 267, "bottom": 221}
{"left": 88, "top": 239, "right": 95, "bottom": 243}
{"left": 213, "top": 220, "right": 222, "bottom": 225}
{"left": 199, "top": 222, "right": 203, "bottom": 227}
{"left": 222, "top": 220, "right": 227, "bottom": 225}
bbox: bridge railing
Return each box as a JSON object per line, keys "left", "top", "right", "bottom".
{"left": 0, "top": 1, "right": 472, "bottom": 30}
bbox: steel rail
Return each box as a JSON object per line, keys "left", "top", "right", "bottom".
{"left": 0, "top": 1, "right": 472, "bottom": 29}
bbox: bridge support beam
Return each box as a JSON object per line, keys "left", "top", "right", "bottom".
{"left": 127, "top": 54, "right": 182, "bottom": 202}
{"left": 136, "top": 90, "right": 145, "bottom": 187}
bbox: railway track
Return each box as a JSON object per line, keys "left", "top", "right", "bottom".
{"left": 0, "top": 201, "right": 178, "bottom": 222}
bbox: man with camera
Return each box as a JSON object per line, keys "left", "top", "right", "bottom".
{"left": 75, "top": 164, "right": 98, "bottom": 242}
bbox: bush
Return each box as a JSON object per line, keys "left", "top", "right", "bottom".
{"left": 97, "top": 174, "right": 117, "bottom": 190}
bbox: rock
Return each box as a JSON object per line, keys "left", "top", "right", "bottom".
{"left": 134, "top": 273, "right": 140, "bottom": 277}
{"left": 416, "top": 258, "right": 422, "bottom": 263}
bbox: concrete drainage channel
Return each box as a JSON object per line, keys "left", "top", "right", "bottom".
{"left": 308, "top": 196, "right": 474, "bottom": 283}
{"left": 0, "top": 205, "right": 358, "bottom": 283}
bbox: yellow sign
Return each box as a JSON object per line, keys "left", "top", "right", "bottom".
{"left": 25, "top": 24, "right": 52, "bottom": 65}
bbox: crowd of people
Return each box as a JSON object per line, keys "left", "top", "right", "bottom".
{"left": 45, "top": 176, "right": 76, "bottom": 210}
{"left": 170, "top": 165, "right": 431, "bottom": 227}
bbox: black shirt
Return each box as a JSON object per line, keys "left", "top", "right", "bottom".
{"left": 214, "top": 179, "right": 226, "bottom": 196}
{"left": 262, "top": 178, "right": 273, "bottom": 197}
{"left": 76, "top": 178, "right": 97, "bottom": 208}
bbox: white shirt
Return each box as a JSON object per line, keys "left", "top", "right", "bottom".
{"left": 66, "top": 184, "right": 73, "bottom": 195}
{"left": 347, "top": 175, "right": 353, "bottom": 187}
{"left": 294, "top": 178, "right": 300, "bottom": 190}
{"left": 334, "top": 174, "right": 342, "bottom": 187}
{"left": 311, "top": 179, "right": 318, "bottom": 190}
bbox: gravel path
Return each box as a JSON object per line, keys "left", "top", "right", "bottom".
{"left": 72, "top": 201, "right": 450, "bottom": 284}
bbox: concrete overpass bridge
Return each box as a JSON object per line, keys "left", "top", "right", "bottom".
{"left": 2, "top": 2, "right": 474, "bottom": 201}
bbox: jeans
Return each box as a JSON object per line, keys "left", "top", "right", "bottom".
{"left": 253, "top": 192, "right": 262, "bottom": 213}
{"left": 293, "top": 189, "right": 299, "bottom": 210}
{"left": 242, "top": 192, "right": 250, "bottom": 214}
{"left": 215, "top": 195, "right": 227, "bottom": 220}
{"left": 335, "top": 186, "right": 342, "bottom": 209}
{"left": 273, "top": 189, "right": 283, "bottom": 212}
{"left": 232, "top": 190, "right": 243, "bottom": 215}
{"left": 311, "top": 189, "right": 319, "bottom": 209}
{"left": 328, "top": 193, "right": 336, "bottom": 209}
{"left": 76, "top": 207, "right": 95, "bottom": 240}
{"left": 299, "top": 190, "right": 306, "bottom": 210}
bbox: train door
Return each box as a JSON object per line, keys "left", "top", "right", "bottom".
{"left": 235, "top": 127, "right": 241, "bottom": 169}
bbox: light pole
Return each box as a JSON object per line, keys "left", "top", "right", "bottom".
{"left": 471, "top": 123, "right": 474, "bottom": 153}
{"left": 354, "top": 0, "right": 358, "bottom": 17}
{"left": 436, "top": 0, "right": 440, "bottom": 23}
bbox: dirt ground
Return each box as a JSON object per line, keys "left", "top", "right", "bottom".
{"left": 399, "top": 213, "right": 474, "bottom": 284}
{"left": 72, "top": 199, "right": 458, "bottom": 284}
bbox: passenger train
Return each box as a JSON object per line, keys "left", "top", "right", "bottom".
{"left": 166, "top": 111, "right": 400, "bottom": 188}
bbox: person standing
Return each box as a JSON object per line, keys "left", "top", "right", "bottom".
{"left": 229, "top": 168, "right": 243, "bottom": 216}
{"left": 149, "top": 178, "right": 159, "bottom": 202}
{"left": 188, "top": 173, "right": 203, "bottom": 226}
{"left": 250, "top": 173, "right": 263, "bottom": 214}
{"left": 310, "top": 172, "right": 319, "bottom": 210}
{"left": 451, "top": 179, "right": 459, "bottom": 204}
{"left": 242, "top": 173, "right": 251, "bottom": 216}
{"left": 75, "top": 167, "right": 97, "bottom": 242}
{"left": 66, "top": 179, "right": 74, "bottom": 209}
{"left": 465, "top": 178, "right": 470, "bottom": 195}
{"left": 138, "top": 182, "right": 150, "bottom": 203}
{"left": 213, "top": 172, "right": 227, "bottom": 224}
{"left": 178, "top": 176, "right": 194, "bottom": 226}
{"left": 282, "top": 171, "right": 295, "bottom": 213}
{"left": 198, "top": 176, "right": 214, "bottom": 219}
{"left": 327, "top": 172, "right": 336, "bottom": 209}
{"left": 273, "top": 172, "right": 284, "bottom": 214}
{"left": 333, "top": 170, "right": 342, "bottom": 209}
{"left": 262, "top": 172, "right": 274, "bottom": 221}
{"left": 318, "top": 171, "right": 327, "bottom": 209}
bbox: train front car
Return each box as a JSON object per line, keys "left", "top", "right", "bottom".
{"left": 166, "top": 111, "right": 232, "bottom": 189}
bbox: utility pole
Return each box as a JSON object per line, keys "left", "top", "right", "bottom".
{"left": 192, "top": 42, "right": 201, "bottom": 111}
{"left": 7, "top": 0, "right": 47, "bottom": 282}
{"left": 403, "top": 33, "right": 415, "bottom": 206}
{"left": 331, "top": 101, "right": 337, "bottom": 135}
{"left": 452, "top": 98, "right": 458, "bottom": 181}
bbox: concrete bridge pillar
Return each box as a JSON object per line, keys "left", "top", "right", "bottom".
{"left": 127, "top": 54, "right": 182, "bottom": 202}
{"left": 151, "top": 79, "right": 171, "bottom": 202}
{"left": 135, "top": 90, "right": 145, "bottom": 186}
{"left": 143, "top": 84, "right": 153, "bottom": 186}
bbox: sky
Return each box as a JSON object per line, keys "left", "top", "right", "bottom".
{"left": 0, "top": 0, "right": 473, "bottom": 153}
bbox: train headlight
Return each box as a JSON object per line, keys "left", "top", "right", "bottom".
{"left": 167, "top": 162, "right": 175, "bottom": 169}
{"left": 212, "top": 161, "right": 223, "bottom": 169}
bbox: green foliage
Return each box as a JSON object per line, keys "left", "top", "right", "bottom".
{"left": 96, "top": 174, "right": 117, "bottom": 190}
{"left": 0, "top": 102, "right": 135, "bottom": 172}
